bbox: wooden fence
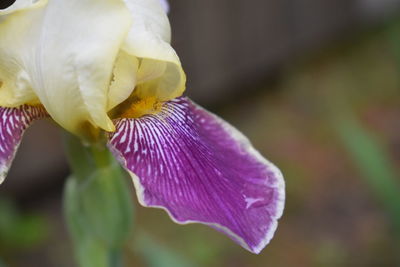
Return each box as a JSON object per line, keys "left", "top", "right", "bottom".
{"left": 169, "top": 0, "right": 400, "bottom": 104}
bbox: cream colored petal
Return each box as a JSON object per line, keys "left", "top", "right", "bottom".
{"left": 0, "top": 68, "right": 39, "bottom": 106}
{"left": 0, "top": 0, "right": 46, "bottom": 106}
{"left": 137, "top": 58, "right": 166, "bottom": 84}
{"left": 0, "top": 0, "right": 131, "bottom": 134}
{"left": 122, "top": 0, "right": 186, "bottom": 102}
{"left": 108, "top": 51, "right": 139, "bottom": 110}
{"left": 135, "top": 60, "right": 184, "bottom": 101}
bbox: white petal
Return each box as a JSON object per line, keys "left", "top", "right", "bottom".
{"left": 122, "top": 0, "right": 185, "bottom": 101}
{"left": 0, "top": 0, "right": 132, "bottom": 134}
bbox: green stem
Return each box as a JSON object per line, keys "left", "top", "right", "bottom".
{"left": 63, "top": 132, "right": 112, "bottom": 178}
{"left": 63, "top": 132, "right": 93, "bottom": 180}
{"left": 63, "top": 132, "right": 132, "bottom": 267}
{"left": 90, "top": 144, "right": 112, "bottom": 168}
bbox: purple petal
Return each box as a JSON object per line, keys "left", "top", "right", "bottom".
{"left": 108, "top": 97, "right": 285, "bottom": 253}
{"left": 0, "top": 105, "right": 47, "bottom": 184}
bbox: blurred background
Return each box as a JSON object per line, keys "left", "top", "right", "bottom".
{"left": 1, "top": 0, "right": 400, "bottom": 266}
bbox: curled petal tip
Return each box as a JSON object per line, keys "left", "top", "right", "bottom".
{"left": 108, "top": 97, "right": 285, "bottom": 253}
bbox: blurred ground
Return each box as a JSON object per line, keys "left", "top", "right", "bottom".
{"left": 1, "top": 5, "right": 400, "bottom": 267}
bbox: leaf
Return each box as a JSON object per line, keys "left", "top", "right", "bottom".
{"left": 335, "top": 115, "right": 400, "bottom": 229}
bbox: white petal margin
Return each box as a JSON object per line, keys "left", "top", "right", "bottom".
{"left": 108, "top": 98, "right": 285, "bottom": 254}
{"left": 0, "top": 105, "right": 47, "bottom": 184}
{"left": 0, "top": 0, "right": 131, "bottom": 134}
{"left": 121, "top": 0, "right": 186, "bottom": 102}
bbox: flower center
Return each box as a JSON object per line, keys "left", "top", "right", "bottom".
{"left": 110, "top": 92, "right": 163, "bottom": 120}
{"left": 121, "top": 96, "right": 162, "bottom": 119}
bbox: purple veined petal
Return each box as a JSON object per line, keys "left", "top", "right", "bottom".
{"left": 0, "top": 105, "right": 47, "bottom": 184}
{"left": 108, "top": 97, "right": 285, "bottom": 254}
{"left": 158, "top": 0, "right": 169, "bottom": 13}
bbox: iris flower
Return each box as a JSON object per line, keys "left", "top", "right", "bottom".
{"left": 0, "top": 0, "right": 285, "bottom": 254}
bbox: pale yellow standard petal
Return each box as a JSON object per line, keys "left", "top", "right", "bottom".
{"left": 0, "top": 0, "right": 132, "bottom": 134}
{"left": 108, "top": 51, "right": 139, "bottom": 110}
{"left": 122, "top": 0, "right": 186, "bottom": 102}
{"left": 0, "top": 0, "right": 48, "bottom": 106}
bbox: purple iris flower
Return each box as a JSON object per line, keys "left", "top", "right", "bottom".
{"left": 0, "top": 0, "right": 285, "bottom": 254}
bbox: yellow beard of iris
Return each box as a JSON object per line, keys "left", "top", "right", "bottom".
{"left": 120, "top": 95, "right": 163, "bottom": 119}
{"left": 78, "top": 94, "right": 164, "bottom": 143}
{"left": 110, "top": 85, "right": 164, "bottom": 122}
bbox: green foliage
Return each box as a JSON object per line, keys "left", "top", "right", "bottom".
{"left": 335, "top": 115, "right": 400, "bottom": 230}
{"left": 0, "top": 198, "right": 48, "bottom": 251}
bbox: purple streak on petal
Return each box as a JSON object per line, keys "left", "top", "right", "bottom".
{"left": 0, "top": 105, "right": 47, "bottom": 184}
{"left": 159, "top": 0, "right": 169, "bottom": 13}
{"left": 108, "top": 97, "right": 285, "bottom": 253}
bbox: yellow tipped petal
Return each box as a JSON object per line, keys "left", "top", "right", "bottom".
{"left": 122, "top": 0, "right": 186, "bottom": 102}
{"left": 0, "top": 0, "right": 131, "bottom": 134}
